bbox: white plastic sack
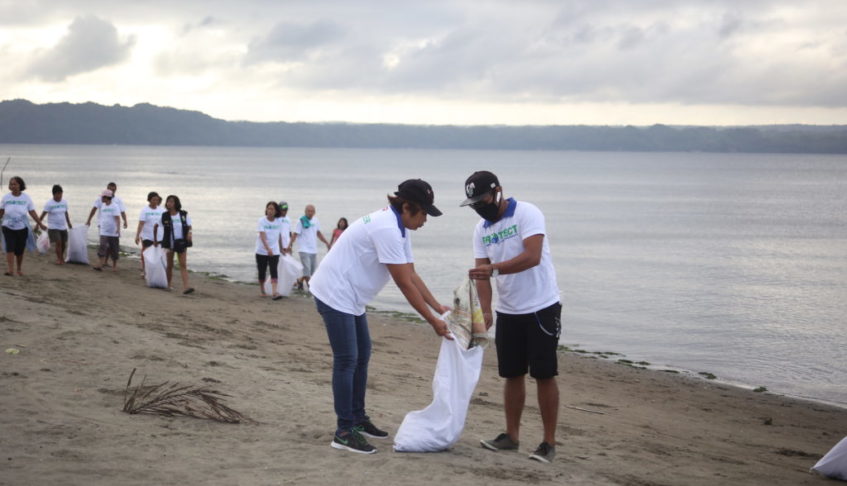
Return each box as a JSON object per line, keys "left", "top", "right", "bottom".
{"left": 812, "top": 436, "right": 847, "bottom": 480}
{"left": 143, "top": 245, "right": 169, "bottom": 289}
{"left": 65, "top": 226, "right": 89, "bottom": 264}
{"left": 36, "top": 231, "right": 50, "bottom": 254}
{"left": 393, "top": 337, "right": 484, "bottom": 452}
{"left": 262, "top": 254, "right": 303, "bottom": 297}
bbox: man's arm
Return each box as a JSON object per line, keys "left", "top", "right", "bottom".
{"left": 388, "top": 263, "right": 452, "bottom": 339}
{"left": 317, "top": 230, "right": 330, "bottom": 248}
{"left": 473, "top": 257, "right": 495, "bottom": 330}
{"left": 86, "top": 207, "right": 96, "bottom": 225}
{"left": 469, "top": 234, "right": 544, "bottom": 280}
{"left": 121, "top": 211, "right": 128, "bottom": 229}
{"left": 409, "top": 265, "right": 450, "bottom": 315}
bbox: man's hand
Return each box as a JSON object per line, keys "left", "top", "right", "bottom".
{"left": 469, "top": 263, "right": 495, "bottom": 280}
{"left": 430, "top": 317, "right": 453, "bottom": 340}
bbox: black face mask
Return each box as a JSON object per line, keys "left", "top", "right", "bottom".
{"left": 473, "top": 191, "right": 502, "bottom": 222}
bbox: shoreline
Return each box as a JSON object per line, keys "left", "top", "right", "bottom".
{"left": 4, "top": 249, "right": 845, "bottom": 485}
{"left": 117, "top": 243, "right": 847, "bottom": 410}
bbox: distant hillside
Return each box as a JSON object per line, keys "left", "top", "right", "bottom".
{"left": 1, "top": 99, "right": 846, "bottom": 153}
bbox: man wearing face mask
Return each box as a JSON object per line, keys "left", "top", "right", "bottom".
{"left": 461, "top": 170, "right": 562, "bottom": 465}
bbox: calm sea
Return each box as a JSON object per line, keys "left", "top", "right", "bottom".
{"left": 3, "top": 144, "right": 846, "bottom": 406}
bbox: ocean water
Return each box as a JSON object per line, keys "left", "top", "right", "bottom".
{"left": 3, "top": 144, "right": 846, "bottom": 405}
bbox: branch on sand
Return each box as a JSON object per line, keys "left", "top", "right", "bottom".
{"left": 122, "top": 368, "right": 254, "bottom": 424}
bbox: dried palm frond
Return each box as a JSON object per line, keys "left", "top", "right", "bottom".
{"left": 122, "top": 368, "right": 253, "bottom": 424}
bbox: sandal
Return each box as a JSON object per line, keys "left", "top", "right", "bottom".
{"left": 182, "top": 288, "right": 195, "bottom": 295}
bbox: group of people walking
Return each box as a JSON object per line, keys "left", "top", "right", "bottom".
{"left": 2, "top": 171, "right": 561, "bottom": 464}
{"left": 0, "top": 178, "right": 194, "bottom": 293}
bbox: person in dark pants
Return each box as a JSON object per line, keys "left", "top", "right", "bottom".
{"left": 255, "top": 201, "right": 284, "bottom": 300}
{"left": 462, "top": 170, "right": 562, "bottom": 464}
{"left": 309, "top": 179, "right": 452, "bottom": 455}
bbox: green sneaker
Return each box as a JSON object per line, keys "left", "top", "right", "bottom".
{"left": 529, "top": 441, "right": 555, "bottom": 463}
{"left": 331, "top": 429, "right": 377, "bottom": 454}
{"left": 480, "top": 433, "right": 519, "bottom": 451}
{"left": 354, "top": 419, "right": 389, "bottom": 439}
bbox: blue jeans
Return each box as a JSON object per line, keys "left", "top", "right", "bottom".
{"left": 315, "top": 297, "right": 371, "bottom": 433}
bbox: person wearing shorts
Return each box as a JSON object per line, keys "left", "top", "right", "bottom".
{"left": 135, "top": 191, "right": 164, "bottom": 277}
{"left": 92, "top": 189, "right": 121, "bottom": 271}
{"left": 1, "top": 176, "right": 47, "bottom": 276}
{"left": 462, "top": 170, "right": 562, "bottom": 464}
{"left": 289, "top": 204, "right": 330, "bottom": 291}
{"left": 40, "top": 184, "right": 73, "bottom": 265}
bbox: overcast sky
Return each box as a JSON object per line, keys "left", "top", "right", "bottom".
{"left": 2, "top": 0, "right": 846, "bottom": 125}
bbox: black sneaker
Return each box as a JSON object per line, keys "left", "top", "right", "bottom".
{"left": 480, "top": 432, "right": 519, "bottom": 451}
{"left": 528, "top": 441, "right": 556, "bottom": 463}
{"left": 355, "top": 419, "right": 389, "bottom": 439}
{"left": 330, "top": 429, "right": 377, "bottom": 454}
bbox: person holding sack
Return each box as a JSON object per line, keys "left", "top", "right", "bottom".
{"left": 1, "top": 176, "right": 46, "bottom": 276}
{"left": 154, "top": 195, "right": 194, "bottom": 294}
{"left": 309, "top": 179, "right": 452, "bottom": 455}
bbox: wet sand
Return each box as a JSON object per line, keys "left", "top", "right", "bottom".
{"left": 1, "top": 251, "right": 844, "bottom": 485}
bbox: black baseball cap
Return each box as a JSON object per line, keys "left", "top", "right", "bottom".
{"left": 460, "top": 171, "right": 500, "bottom": 206}
{"left": 395, "top": 179, "right": 442, "bottom": 217}
{"left": 278, "top": 201, "right": 289, "bottom": 211}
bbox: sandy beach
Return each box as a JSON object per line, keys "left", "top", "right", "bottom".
{"left": 1, "top": 250, "right": 845, "bottom": 486}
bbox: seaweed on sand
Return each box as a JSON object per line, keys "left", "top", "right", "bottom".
{"left": 122, "top": 368, "right": 253, "bottom": 424}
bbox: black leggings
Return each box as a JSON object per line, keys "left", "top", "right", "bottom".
{"left": 256, "top": 253, "right": 280, "bottom": 282}
{"left": 2, "top": 227, "right": 28, "bottom": 256}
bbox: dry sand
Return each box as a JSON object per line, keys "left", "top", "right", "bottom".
{"left": 1, "top": 250, "right": 845, "bottom": 485}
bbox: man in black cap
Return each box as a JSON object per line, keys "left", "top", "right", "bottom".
{"left": 310, "top": 178, "right": 452, "bottom": 455}
{"left": 461, "top": 170, "right": 562, "bottom": 464}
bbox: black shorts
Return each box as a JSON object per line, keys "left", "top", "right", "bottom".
{"left": 495, "top": 302, "right": 562, "bottom": 379}
{"left": 2, "top": 226, "right": 28, "bottom": 256}
{"left": 141, "top": 239, "right": 154, "bottom": 249}
{"left": 48, "top": 229, "right": 68, "bottom": 244}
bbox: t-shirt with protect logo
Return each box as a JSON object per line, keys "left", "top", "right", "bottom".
{"left": 1, "top": 193, "right": 35, "bottom": 230}
{"left": 472, "top": 198, "right": 560, "bottom": 315}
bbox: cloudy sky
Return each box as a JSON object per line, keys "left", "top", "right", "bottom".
{"left": 2, "top": 0, "right": 846, "bottom": 125}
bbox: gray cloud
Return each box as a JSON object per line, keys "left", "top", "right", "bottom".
{"left": 246, "top": 20, "right": 347, "bottom": 63}
{"left": 28, "top": 15, "right": 134, "bottom": 82}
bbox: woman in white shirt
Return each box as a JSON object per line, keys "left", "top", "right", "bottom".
{"left": 154, "top": 195, "right": 194, "bottom": 294}
{"left": 0, "top": 176, "right": 46, "bottom": 276}
{"left": 255, "top": 201, "right": 284, "bottom": 300}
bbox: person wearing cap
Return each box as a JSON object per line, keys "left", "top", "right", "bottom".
{"left": 85, "top": 182, "right": 127, "bottom": 229}
{"left": 309, "top": 178, "right": 452, "bottom": 455}
{"left": 39, "top": 184, "right": 73, "bottom": 265}
{"left": 461, "top": 170, "right": 562, "bottom": 464}
{"left": 277, "top": 201, "right": 292, "bottom": 254}
{"left": 92, "top": 189, "right": 122, "bottom": 271}
{"left": 289, "top": 204, "right": 330, "bottom": 291}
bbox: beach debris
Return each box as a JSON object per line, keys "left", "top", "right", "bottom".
{"left": 753, "top": 386, "right": 768, "bottom": 393}
{"left": 122, "top": 368, "right": 253, "bottom": 424}
{"left": 565, "top": 405, "right": 606, "bottom": 415}
{"left": 5, "top": 348, "right": 20, "bottom": 355}
{"left": 445, "top": 277, "right": 489, "bottom": 349}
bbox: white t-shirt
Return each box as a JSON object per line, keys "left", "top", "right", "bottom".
{"left": 278, "top": 217, "right": 292, "bottom": 249}
{"left": 294, "top": 216, "right": 321, "bottom": 253}
{"left": 43, "top": 198, "right": 70, "bottom": 230}
{"left": 311, "top": 207, "right": 414, "bottom": 315}
{"left": 98, "top": 202, "right": 121, "bottom": 237}
{"left": 93, "top": 195, "right": 126, "bottom": 213}
{"left": 161, "top": 212, "right": 192, "bottom": 241}
{"left": 138, "top": 206, "right": 165, "bottom": 241}
{"left": 1, "top": 193, "right": 35, "bottom": 230}
{"left": 255, "top": 216, "right": 284, "bottom": 255}
{"left": 472, "top": 198, "right": 560, "bottom": 314}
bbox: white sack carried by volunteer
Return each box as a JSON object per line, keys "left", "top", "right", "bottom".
{"left": 143, "top": 245, "right": 169, "bottom": 289}
{"left": 811, "top": 436, "right": 847, "bottom": 480}
{"left": 262, "top": 253, "right": 303, "bottom": 297}
{"left": 65, "top": 226, "right": 89, "bottom": 264}
{"left": 393, "top": 336, "right": 484, "bottom": 452}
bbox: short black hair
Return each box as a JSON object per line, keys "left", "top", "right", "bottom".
{"left": 147, "top": 191, "right": 161, "bottom": 202}
{"left": 52, "top": 184, "right": 63, "bottom": 194}
{"left": 166, "top": 194, "right": 182, "bottom": 211}
{"left": 10, "top": 176, "right": 25, "bottom": 191}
